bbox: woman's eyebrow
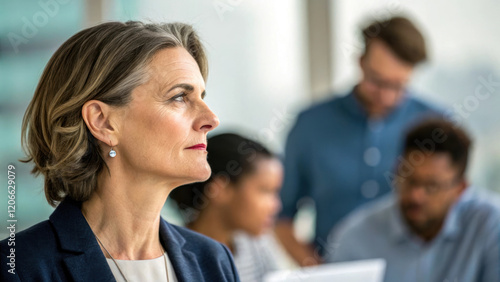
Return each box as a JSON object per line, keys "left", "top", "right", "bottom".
{"left": 166, "top": 83, "right": 206, "bottom": 99}
{"left": 167, "top": 83, "right": 194, "bottom": 93}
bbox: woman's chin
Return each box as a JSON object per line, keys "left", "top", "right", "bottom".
{"left": 187, "top": 166, "right": 212, "bottom": 183}
{"left": 196, "top": 171, "right": 211, "bottom": 182}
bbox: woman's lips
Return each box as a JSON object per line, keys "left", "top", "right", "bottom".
{"left": 186, "top": 144, "right": 207, "bottom": 150}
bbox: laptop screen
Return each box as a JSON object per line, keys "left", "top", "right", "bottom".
{"left": 264, "top": 259, "right": 386, "bottom": 282}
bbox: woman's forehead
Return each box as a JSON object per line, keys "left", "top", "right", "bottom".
{"left": 148, "top": 47, "right": 204, "bottom": 88}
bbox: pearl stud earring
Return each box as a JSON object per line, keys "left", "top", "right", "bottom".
{"left": 109, "top": 140, "right": 116, "bottom": 158}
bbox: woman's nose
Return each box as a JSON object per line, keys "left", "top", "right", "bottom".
{"left": 196, "top": 103, "right": 220, "bottom": 132}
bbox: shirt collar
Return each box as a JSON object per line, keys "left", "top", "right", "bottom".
{"left": 388, "top": 200, "right": 412, "bottom": 244}
{"left": 440, "top": 188, "right": 474, "bottom": 240}
{"left": 340, "top": 86, "right": 410, "bottom": 121}
{"left": 339, "top": 87, "right": 368, "bottom": 119}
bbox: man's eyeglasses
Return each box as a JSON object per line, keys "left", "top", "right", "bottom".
{"left": 364, "top": 72, "right": 406, "bottom": 94}
{"left": 394, "top": 176, "right": 461, "bottom": 195}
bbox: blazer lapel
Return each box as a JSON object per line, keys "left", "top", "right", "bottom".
{"left": 159, "top": 218, "right": 203, "bottom": 282}
{"left": 51, "top": 199, "right": 208, "bottom": 282}
{"left": 63, "top": 253, "right": 115, "bottom": 282}
{"left": 50, "top": 199, "right": 115, "bottom": 282}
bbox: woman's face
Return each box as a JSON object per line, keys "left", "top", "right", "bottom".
{"left": 115, "top": 47, "right": 219, "bottom": 188}
{"left": 226, "top": 157, "right": 283, "bottom": 236}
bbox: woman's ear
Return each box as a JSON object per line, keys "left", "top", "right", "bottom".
{"left": 81, "top": 100, "right": 117, "bottom": 146}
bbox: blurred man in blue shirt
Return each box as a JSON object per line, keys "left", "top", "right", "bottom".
{"left": 327, "top": 119, "right": 500, "bottom": 282}
{"left": 275, "top": 16, "right": 440, "bottom": 264}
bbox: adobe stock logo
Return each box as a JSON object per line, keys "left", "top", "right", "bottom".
{"left": 7, "top": 0, "right": 72, "bottom": 53}
{"left": 444, "top": 74, "right": 500, "bottom": 126}
{"left": 213, "top": 0, "right": 243, "bottom": 21}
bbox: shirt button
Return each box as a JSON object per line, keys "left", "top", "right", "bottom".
{"left": 361, "top": 180, "right": 380, "bottom": 198}
{"left": 368, "top": 119, "right": 384, "bottom": 132}
{"left": 364, "top": 147, "right": 381, "bottom": 167}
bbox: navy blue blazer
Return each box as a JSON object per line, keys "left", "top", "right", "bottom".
{"left": 0, "top": 199, "right": 240, "bottom": 281}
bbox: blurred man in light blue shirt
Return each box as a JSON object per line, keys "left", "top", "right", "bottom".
{"left": 326, "top": 119, "right": 500, "bottom": 282}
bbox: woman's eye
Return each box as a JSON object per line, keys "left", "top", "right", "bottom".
{"left": 172, "top": 93, "right": 187, "bottom": 102}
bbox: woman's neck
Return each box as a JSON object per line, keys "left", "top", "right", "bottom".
{"left": 81, "top": 169, "right": 171, "bottom": 260}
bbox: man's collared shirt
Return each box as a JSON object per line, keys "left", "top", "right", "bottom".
{"left": 279, "top": 88, "right": 440, "bottom": 255}
{"left": 327, "top": 189, "right": 500, "bottom": 282}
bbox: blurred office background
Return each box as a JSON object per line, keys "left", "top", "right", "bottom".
{"left": 1, "top": 0, "right": 499, "bottom": 242}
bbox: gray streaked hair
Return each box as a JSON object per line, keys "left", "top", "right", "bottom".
{"left": 21, "top": 21, "right": 208, "bottom": 206}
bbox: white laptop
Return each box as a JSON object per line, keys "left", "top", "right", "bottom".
{"left": 264, "top": 259, "right": 386, "bottom": 282}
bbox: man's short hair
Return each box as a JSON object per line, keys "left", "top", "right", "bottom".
{"left": 362, "top": 16, "right": 427, "bottom": 65}
{"left": 403, "top": 119, "right": 472, "bottom": 177}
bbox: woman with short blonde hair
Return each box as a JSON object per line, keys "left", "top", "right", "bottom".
{"left": 1, "top": 21, "right": 240, "bottom": 282}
